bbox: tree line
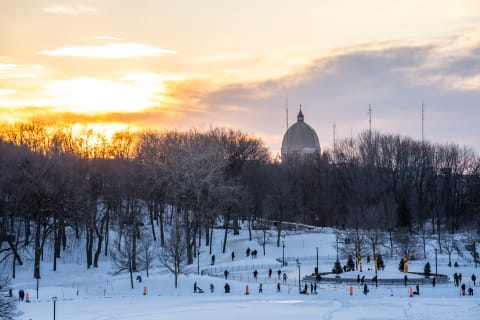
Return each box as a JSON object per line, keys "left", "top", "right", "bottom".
{"left": 0, "top": 121, "right": 479, "bottom": 283}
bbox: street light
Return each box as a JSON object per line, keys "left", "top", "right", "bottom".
{"left": 373, "top": 242, "right": 378, "bottom": 287}
{"left": 52, "top": 296, "right": 58, "bottom": 320}
{"left": 297, "top": 260, "right": 301, "bottom": 294}
{"left": 336, "top": 237, "right": 339, "bottom": 261}
{"left": 434, "top": 248, "right": 438, "bottom": 278}
{"left": 316, "top": 247, "right": 319, "bottom": 274}
{"left": 282, "top": 241, "right": 286, "bottom": 266}
{"left": 197, "top": 249, "right": 200, "bottom": 275}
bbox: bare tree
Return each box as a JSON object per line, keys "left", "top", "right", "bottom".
{"left": 0, "top": 277, "right": 22, "bottom": 319}
{"left": 158, "top": 216, "right": 187, "bottom": 288}
{"left": 137, "top": 232, "right": 156, "bottom": 278}
{"left": 110, "top": 236, "right": 136, "bottom": 289}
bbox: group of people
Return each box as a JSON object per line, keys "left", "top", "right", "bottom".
{"left": 245, "top": 248, "right": 258, "bottom": 259}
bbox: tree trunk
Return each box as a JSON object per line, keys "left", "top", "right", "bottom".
{"left": 104, "top": 208, "right": 110, "bottom": 256}
{"left": 131, "top": 201, "right": 137, "bottom": 272}
{"left": 149, "top": 201, "right": 157, "bottom": 241}
{"left": 223, "top": 214, "right": 229, "bottom": 254}
{"left": 158, "top": 202, "right": 165, "bottom": 247}
{"left": 34, "top": 213, "right": 41, "bottom": 279}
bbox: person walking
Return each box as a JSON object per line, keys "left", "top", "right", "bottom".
{"left": 231, "top": 251, "right": 235, "bottom": 261}
{"left": 224, "top": 270, "right": 229, "bottom": 279}
{"left": 472, "top": 274, "right": 476, "bottom": 286}
{"left": 277, "top": 282, "right": 281, "bottom": 292}
{"left": 268, "top": 268, "right": 272, "bottom": 278}
{"left": 363, "top": 284, "right": 369, "bottom": 295}
{"left": 259, "top": 283, "right": 263, "bottom": 293}
{"left": 283, "top": 273, "right": 287, "bottom": 284}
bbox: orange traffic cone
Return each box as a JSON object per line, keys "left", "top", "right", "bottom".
{"left": 409, "top": 287, "right": 413, "bottom": 297}
{"left": 245, "top": 285, "right": 249, "bottom": 295}
{"left": 25, "top": 292, "right": 30, "bottom": 303}
{"left": 143, "top": 286, "right": 147, "bottom": 295}
{"left": 349, "top": 287, "right": 353, "bottom": 296}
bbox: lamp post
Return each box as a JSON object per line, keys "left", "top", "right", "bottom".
{"left": 197, "top": 249, "right": 200, "bottom": 275}
{"left": 36, "top": 277, "right": 39, "bottom": 299}
{"left": 336, "top": 237, "right": 340, "bottom": 262}
{"left": 297, "top": 260, "right": 301, "bottom": 294}
{"left": 316, "top": 247, "right": 319, "bottom": 274}
{"left": 434, "top": 248, "right": 438, "bottom": 277}
{"left": 52, "top": 296, "right": 58, "bottom": 320}
{"left": 282, "top": 241, "right": 286, "bottom": 266}
{"left": 373, "top": 242, "right": 378, "bottom": 287}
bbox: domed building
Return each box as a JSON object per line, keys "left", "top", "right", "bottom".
{"left": 281, "top": 107, "right": 321, "bottom": 159}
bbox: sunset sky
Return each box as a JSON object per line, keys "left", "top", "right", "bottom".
{"left": 1, "top": 0, "right": 480, "bottom": 155}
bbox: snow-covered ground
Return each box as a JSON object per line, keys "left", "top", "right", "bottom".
{"left": 5, "top": 228, "right": 480, "bottom": 319}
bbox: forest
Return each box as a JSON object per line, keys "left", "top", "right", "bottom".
{"left": 0, "top": 121, "right": 479, "bottom": 283}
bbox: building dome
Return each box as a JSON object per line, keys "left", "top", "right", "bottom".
{"left": 281, "top": 107, "right": 321, "bottom": 158}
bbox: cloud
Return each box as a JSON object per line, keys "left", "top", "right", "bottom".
{"left": 40, "top": 43, "right": 175, "bottom": 58}
{"left": 92, "top": 36, "right": 124, "bottom": 41}
{"left": 43, "top": 5, "right": 97, "bottom": 15}
{"left": 192, "top": 42, "right": 480, "bottom": 154}
{"left": 0, "top": 62, "right": 45, "bottom": 79}
{"left": 0, "top": 89, "right": 16, "bottom": 95}
{"left": 189, "top": 53, "right": 253, "bottom": 64}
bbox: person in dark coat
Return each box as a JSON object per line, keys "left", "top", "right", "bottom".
{"left": 277, "top": 269, "right": 282, "bottom": 280}
{"left": 432, "top": 277, "right": 436, "bottom": 287}
{"left": 19, "top": 289, "right": 25, "bottom": 301}
{"left": 363, "top": 284, "right": 369, "bottom": 295}
{"left": 461, "top": 283, "right": 466, "bottom": 295}
{"left": 211, "top": 255, "right": 215, "bottom": 265}
{"left": 277, "top": 282, "right": 281, "bottom": 292}
{"left": 224, "top": 270, "right": 229, "bottom": 279}
{"left": 253, "top": 270, "right": 258, "bottom": 280}
{"left": 246, "top": 248, "right": 250, "bottom": 257}
{"left": 314, "top": 282, "right": 317, "bottom": 293}
{"left": 283, "top": 273, "right": 287, "bottom": 283}
{"left": 357, "top": 274, "right": 360, "bottom": 283}
{"left": 404, "top": 275, "right": 408, "bottom": 286}
{"left": 194, "top": 282, "right": 198, "bottom": 293}
{"left": 468, "top": 287, "right": 474, "bottom": 295}
{"left": 304, "top": 283, "right": 308, "bottom": 294}
{"left": 224, "top": 283, "right": 230, "bottom": 293}
{"left": 210, "top": 283, "right": 214, "bottom": 293}
{"left": 268, "top": 268, "right": 272, "bottom": 278}
{"left": 258, "top": 283, "right": 263, "bottom": 293}
{"left": 231, "top": 251, "right": 235, "bottom": 261}
{"left": 472, "top": 274, "right": 476, "bottom": 286}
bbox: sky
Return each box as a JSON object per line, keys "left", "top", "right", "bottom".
{"left": 1, "top": 0, "right": 480, "bottom": 155}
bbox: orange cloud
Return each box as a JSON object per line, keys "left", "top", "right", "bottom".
{"left": 40, "top": 43, "right": 175, "bottom": 58}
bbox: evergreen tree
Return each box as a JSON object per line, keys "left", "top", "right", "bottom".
{"left": 376, "top": 253, "right": 385, "bottom": 271}
{"left": 424, "top": 262, "right": 431, "bottom": 277}
{"left": 332, "top": 259, "right": 343, "bottom": 274}
{"left": 399, "top": 258, "right": 405, "bottom": 272}
{"left": 397, "top": 196, "right": 411, "bottom": 231}
{"left": 347, "top": 255, "right": 355, "bottom": 271}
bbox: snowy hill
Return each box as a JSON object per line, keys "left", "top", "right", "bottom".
{"left": 3, "top": 227, "right": 480, "bottom": 320}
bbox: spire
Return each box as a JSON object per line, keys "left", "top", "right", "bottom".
{"left": 297, "top": 104, "right": 304, "bottom": 122}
